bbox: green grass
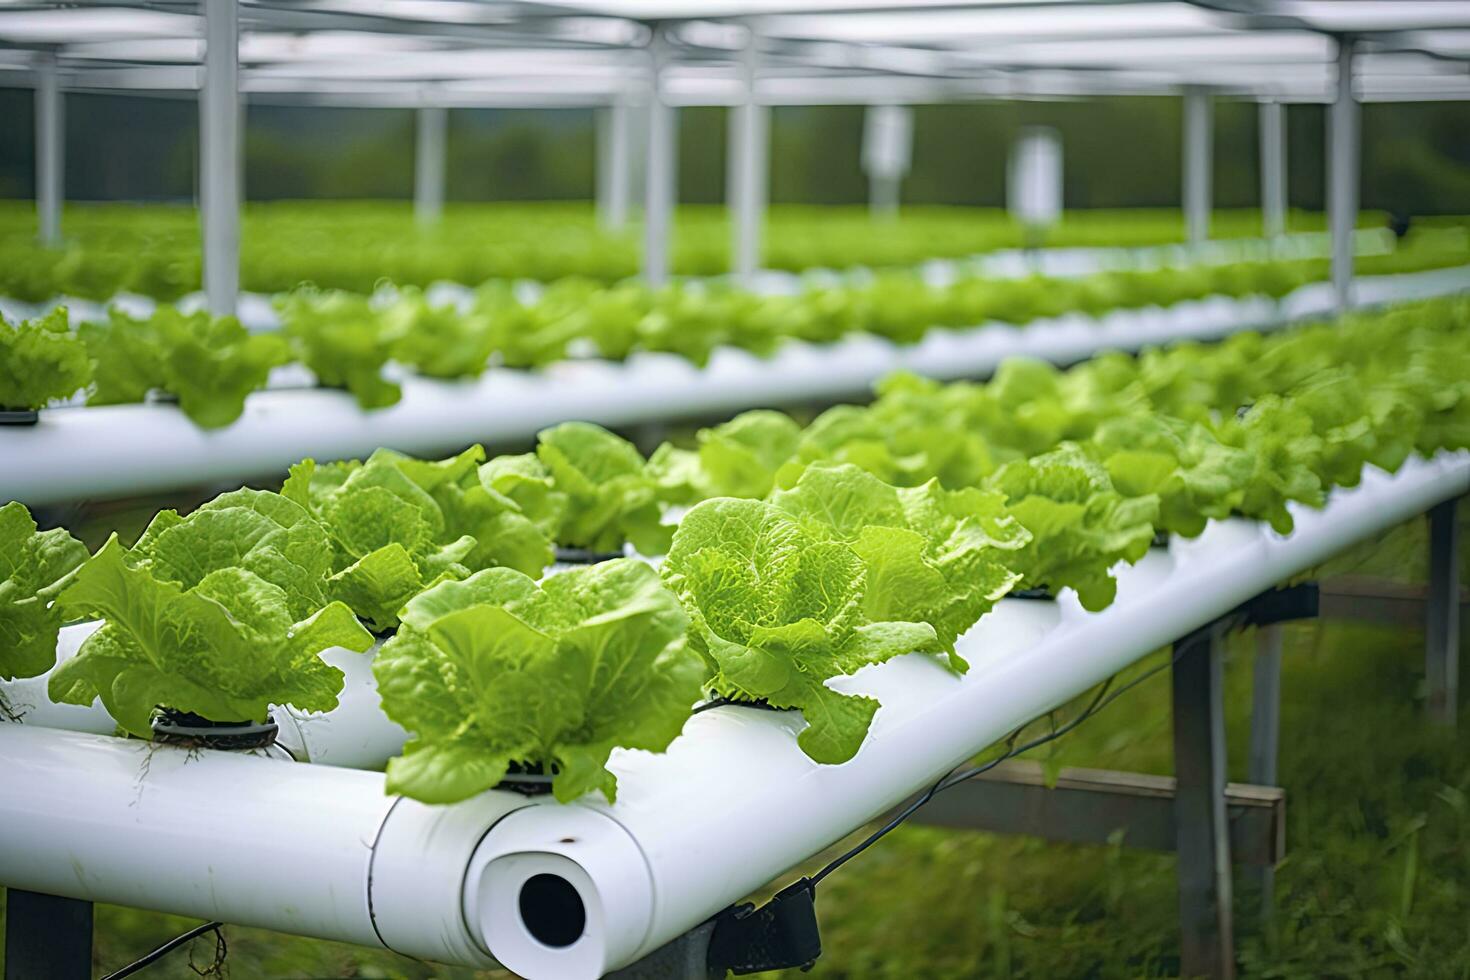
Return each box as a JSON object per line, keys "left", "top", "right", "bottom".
{"left": 4, "top": 513, "right": 1468, "bottom": 979}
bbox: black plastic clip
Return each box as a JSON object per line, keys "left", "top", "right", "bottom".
{"left": 707, "top": 878, "right": 822, "bottom": 976}
{"left": 1238, "top": 582, "right": 1321, "bottom": 628}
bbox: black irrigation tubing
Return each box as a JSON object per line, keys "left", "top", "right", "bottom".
{"left": 99, "top": 920, "right": 226, "bottom": 980}
{"left": 806, "top": 644, "right": 1188, "bottom": 890}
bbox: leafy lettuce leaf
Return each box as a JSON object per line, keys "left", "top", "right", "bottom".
{"left": 0, "top": 307, "right": 90, "bottom": 411}
{"left": 532, "top": 422, "right": 672, "bottom": 554}
{"left": 276, "top": 288, "right": 402, "bottom": 409}
{"left": 986, "top": 443, "right": 1158, "bottom": 611}
{"left": 650, "top": 410, "right": 802, "bottom": 504}
{"left": 373, "top": 559, "right": 703, "bottom": 804}
{"left": 662, "top": 497, "right": 940, "bottom": 765}
{"left": 0, "top": 502, "right": 89, "bottom": 681}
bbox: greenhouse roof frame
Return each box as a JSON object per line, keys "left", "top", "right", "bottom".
{"left": 0, "top": 1, "right": 1467, "bottom": 106}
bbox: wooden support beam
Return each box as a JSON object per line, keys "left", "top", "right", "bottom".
{"left": 900, "top": 760, "right": 1285, "bottom": 868}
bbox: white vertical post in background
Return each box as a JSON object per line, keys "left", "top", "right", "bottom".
{"left": 201, "top": 0, "right": 240, "bottom": 317}
{"left": 727, "top": 21, "right": 769, "bottom": 286}
{"left": 414, "top": 105, "right": 447, "bottom": 226}
{"left": 1007, "top": 125, "right": 1063, "bottom": 246}
{"left": 34, "top": 50, "right": 63, "bottom": 247}
{"left": 1329, "top": 36, "right": 1359, "bottom": 311}
{"left": 642, "top": 26, "right": 677, "bottom": 287}
{"left": 863, "top": 104, "right": 912, "bottom": 220}
{"left": 1258, "top": 99, "right": 1287, "bottom": 241}
{"left": 597, "top": 101, "right": 633, "bottom": 230}
{"left": 1182, "top": 86, "right": 1213, "bottom": 248}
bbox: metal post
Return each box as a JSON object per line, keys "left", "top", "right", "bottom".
{"left": 4, "top": 889, "right": 93, "bottom": 980}
{"left": 1427, "top": 498, "right": 1461, "bottom": 726}
{"left": 1172, "top": 623, "right": 1236, "bottom": 979}
{"left": 1247, "top": 624, "right": 1284, "bottom": 920}
{"left": 1183, "top": 86, "right": 1213, "bottom": 248}
{"left": 414, "top": 105, "right": 447, "bottom": 227}
{"left": 642, "top": 26, "right": 677, "bottom": 288}
{"left": 1328, "top": 36, "right": 1359, "bottom": 312}
{"left": 200, "top": 0, "right": 240, "bottom": 317}
{"left": 727, "top": 22, "right": 768, "bottom": 286}
{"left": 863, "top": 104, "right": 911, "bottom": 221}
{"left": 1258, "top": 99, "right": 1287, "bottom": 242}
{"left": 34, "top": 51, "right": 63, "bottom": 247}
{"left": 597, "top": 101, "right": 633, "bottom": 231}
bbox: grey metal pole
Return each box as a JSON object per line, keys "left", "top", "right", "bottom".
{"left": 34, "top": 51, "right": 63, "bottom": 247}
{"left": 597, "top": 102, "right": 632, "bottom": 231}
{"left": 201, "top": 0, "right": 240, "bottom": 317}
{"left": 642, "top": 27, "right": 677, "bottom": 288}
{"left": 1426, "top": 498, "right": 1461, "bottom": 726}
{"left": 728, "top": 23, "right": 768, "bottom": 286}
{"left": 1183, "top": 86, "right": 1213, "bottom": 248}
{"left": 1247, "top": 625, "right": 1284, "bottom": 923}
{"left": 1328, "top": 36, "right": 1359, "bottom": 312}
{"left": 414, "top": 105, "right": 447, "bottom": 227}
{"left": 1258, "top": 99, "right": 1287, "bottom": 241}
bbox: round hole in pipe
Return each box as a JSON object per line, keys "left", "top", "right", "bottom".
{"left": 518, "top": 873, "right": 585, "bottom": 948}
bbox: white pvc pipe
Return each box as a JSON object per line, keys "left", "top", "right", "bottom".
{"left": 1183, "top": 86, "right": 1213, "bottom": 248}
{"left": 597, "top": 102, "right": 632, "bottom": 231}
{"left": 641, "top": 30, "right": 676, "bottom": 288}
{"left": 727, "top": 23, "right": 769, "bottom": 286}
{"left": 34, "top": 50, "right": 63, "bottom": 248}
{"left": 2, "top": 623, "right": 406, "bottom": 769}
{"left": 475, "top": 452, "right": 1470, "bottom": 978}
{"left": 201, "top": 0, "right": 240, "bottom": 317}
{"left": 1258, "top": 99, "right": 1287, "bottom": 241}
{"left": 414, "top": 105, "right": 448, "bottom": 227}
{"left": 5, "top": 262, "right": 1469, "bottom": 507}
{"left": 1329, "top": 36, "right": 1359, "bottom": 311}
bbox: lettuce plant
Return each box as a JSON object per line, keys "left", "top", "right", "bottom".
{"left": 649, "top": 409, "right": 803, "bottom": 504}
{"left": 283, "top": 445, "right": 550, "bottom": 631}
{"left": 662, "top": 496, "right": 942, "bottom": 765}
{"left": 0, "top": 502, "right": 88, "bottom": 682}
{"left": 986, "top": 443, "right": 1159, "bottom": 611}
{"left": 1211, "top": 397, "right": 1325, "bottom": 534}
{"left": 276, "top": 288, "right": 402, "bottom": 409}
{"left": 498, "top": 422, "right": 671, "bottom": 555}
{"left": 50, "top": 489, "right": 373, "bottom": 734}
{"left": 373, "top": 560, "right": 703, "bottom": 804}
{"left": 0, "top": 307, "right": 90, "bottom": 411}
{"left": 385, "top": 287, "right": 496, "bottom": 379}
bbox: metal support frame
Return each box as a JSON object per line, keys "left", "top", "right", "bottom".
{"left": 34, "top": 50, "right": 63, "bottom": 247}
{"left": 727, "top": 21, "right": 769, "bottom": 287}
{"left": 1427, "top": 498, "right": 1462, "bottom": 725}
{"left": 1329, "top": 35, "right": 1359, "bottom": 312}
{"left": 642, "top": 26, "right": 677, "bottom": 288}
{"left": 862, "top": 104, "right": 911, "bottom": 221}
{"left": 1247, "top": 625, "right": 1284, "bottom": 918}
{"left": 1183, "top": 86, "right": 1214, "bottom": 249}
{"left": 3, "top": 889, "right": 93, "bottom": 980}
{"left": 597, "top": 100, "right": 633, "bottom": 231}
{"left": 200, "top": 0, "right": 240, "bottom": 317}
{"left": 1172, "top": 623, "right": 1236, "bottom": 980}
{"left": 414, "top": 105, "right": 448, "bottom": 226}
{"left": 1258, "top": 99, "right": 1287, "bottom": 242}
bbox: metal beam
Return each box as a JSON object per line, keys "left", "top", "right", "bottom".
{"left": 200, "top": 0, "right": 240, "bottom": 317}
{"left": 1172, "top": 623, "right": 1235, "bottom": 980}
{"left": 1427, "top": 498, "right": 1462, "bottom": 726}
{"left": 1258, "top": 98, "right": 1286, "bottom": 241}
{"left": 1183, "top": 85, "right": 1213, "bottom": 248}
{"left": 33, "top": 49, "right": 62, "bottom": 247}
{"left": 1329, "top": 35, "right": 1358, "bottom": 312}
{"left": 901, "top": 760, "right": 1285, "bottom": 868}
{"left": 413, "top": 104, "right": 447, "bottom": 226}
{"left": 1247, "top": 624, "right": 1284, "bottom": 919}
{"left": 597, "top": 100, "right": 633, "bottom": 230}
{"left": 642, "top": 26, "right": 677, "bottom": 287}
{"left": 3, "top": 889, "right": 92, "bottom": 980}
{"left": 727, "top": 21, "right": 769, "bottom": 286}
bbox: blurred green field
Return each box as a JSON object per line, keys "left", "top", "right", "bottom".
{"left": 0, "top": 201, "right": 1394, "bottom": 301}
{"left": 4, "top": 508, "right": 1465, "bottom": 979}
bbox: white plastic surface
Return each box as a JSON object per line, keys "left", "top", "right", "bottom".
{"left": 7, "top": 263, "right": 1466, "bottom": 507}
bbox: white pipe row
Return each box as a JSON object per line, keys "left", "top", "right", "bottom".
{"left": 2, "top": 453, "right": 1465, "bottom": 978}
{"left": 4, "top": 262, "right": 1468, "bottom": 508}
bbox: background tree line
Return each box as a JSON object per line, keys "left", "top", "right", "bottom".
{"left": 2, "top": 90, "right": 1468, "bottom": 214}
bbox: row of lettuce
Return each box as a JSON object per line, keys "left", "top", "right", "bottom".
{"left": 5, "top": 234, "right": 1469, "bottom": 427}
{"left": 0, "top": 202, "right": 1359, "bottom": 300}
{"left": 4, "top": 296, "right": 1467, "bottom": 803}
